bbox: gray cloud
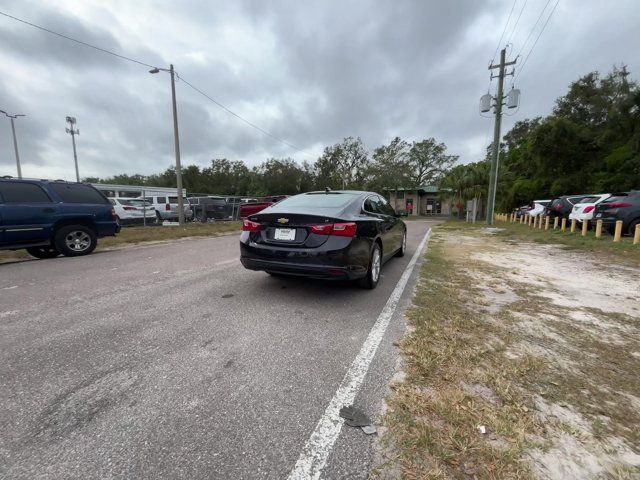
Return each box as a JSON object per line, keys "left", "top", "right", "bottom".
{"left": 0, "top": 0, "right": 638, "bottom": 181}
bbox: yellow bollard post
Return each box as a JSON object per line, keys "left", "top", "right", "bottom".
{"left": 553, "top": 217, "right": 559, "bottom": 230}
{"left": 539, "top": 215, "right": 545, "bottom": 229}
{"left": 561, "top": 217, "right": 567, "bottom": 232}
{"left": 581, "top": 219, "right": 588, "bottom": 237}
{"left": 595, "top": 219, "right": 603, "bottom": 238}
{"left": 545, "top": 215, "right": 550, "bottom": 230}
{"left": 634, "top": 224, "right": 640, "bottom": 245}
{"left": 570, "top": 219, "right": 577, "bottom": 233}
{"left": 532, "top": 216, "right": 537, "bottom": 228}
{"left": 613, "top": 220, "right": 623, "bottom": 242}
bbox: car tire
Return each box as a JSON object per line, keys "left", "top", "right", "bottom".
{"left": 358, "top": 243, "right": 381, "bottom": 290}
{"left": 26, "top": 246, "right": 60, "bottom": 259}
{"left": 54, "top": 225, "right": 98, "bottom": 257}
{"left": 155, "top": 211, "right": 163, "bottom": 224}
{"left": 395, "top": 230, "right": 407, "bottom": 257}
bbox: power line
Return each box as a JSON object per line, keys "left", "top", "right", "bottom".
{"left": 176, "top": 74, "right": 313, "bottom": 158}
{"left": 505, "top": 0, "right": 528, "bottom": 47}
{"left": 0, "top": 9, "right": 312, "bottom": 158}
{"left": 491, "top": 0, "right": 517, "bottom": 64}
{"left": 514, "top": 0, "right": 560, "bottom": 83}
{"left": 0, "top": 10, "right": 156, "bottom": 69}
{"left": 515, "top": 0, "right": 552, "bottom": 59}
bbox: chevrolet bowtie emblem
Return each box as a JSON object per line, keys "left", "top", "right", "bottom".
{"left": 277, "top": 218, "right": 289, "bottom": 224}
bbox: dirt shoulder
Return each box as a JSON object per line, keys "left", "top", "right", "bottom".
{"left": 375, "top": 222, "right": 640, "bottom": 479}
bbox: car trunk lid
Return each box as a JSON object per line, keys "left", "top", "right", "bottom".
{"left": 251, "top": 211, "right": 346, "bottom": 248}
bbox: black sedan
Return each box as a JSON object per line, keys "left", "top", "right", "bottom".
{"left": 239, "top": 190, "right": 407, "bottom": 289}
{"left": 591, "top": 191, "right": 640, "bottom": 235}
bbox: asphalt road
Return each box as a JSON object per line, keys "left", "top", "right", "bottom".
{"left": 0, "top": 220, "right": 435, "bottom": 479}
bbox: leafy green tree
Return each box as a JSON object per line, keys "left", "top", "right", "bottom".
{"left": 366, "top": 137, "right": 412, "bottom": 194}
{"left": 408, "top": 138, "right": 457, "bottom": 186}
{"left": 314, "top": 137, "right": 369, "bottom": 190}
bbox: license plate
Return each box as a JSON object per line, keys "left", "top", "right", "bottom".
{"left": 274, "top": 228, "right": 296, "bottom": 241}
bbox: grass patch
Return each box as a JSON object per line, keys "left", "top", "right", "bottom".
{"left": 377, "top": 230, "right": 542, "bottom": 479}
{"left": 0, "top": 221, "right": 241, "bottom": 262}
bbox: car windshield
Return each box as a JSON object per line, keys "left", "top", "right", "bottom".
{"left": 576, "top": 197, "right": 598, "bottom": 204}
{"left": 275, "top": 192, "right": 357, "bottom": 208}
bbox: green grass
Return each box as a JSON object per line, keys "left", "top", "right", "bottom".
{"left": 0, "top": 221, "right": 242, "bottom": 262}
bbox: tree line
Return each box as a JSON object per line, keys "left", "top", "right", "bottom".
{"left": 441, "top": 66, "right": 640, "bottom": 211}
{"left": 84, "top": 136, "right": 457, "bottom": 196}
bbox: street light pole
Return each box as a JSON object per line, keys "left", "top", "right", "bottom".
{"left": 150, "top": 64, "right": 185, "bottom": 225}
{"left": 65, "top": 116, "right": 80, "bottom": 182}
{"left": 1, "top": 110, "right": 25, "bottom": 178}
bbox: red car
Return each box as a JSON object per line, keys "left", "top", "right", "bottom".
{"left": 240, "top": 196, "right": 287, "bottom": 217}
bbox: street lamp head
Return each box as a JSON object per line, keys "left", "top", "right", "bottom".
{"left": 149, "top": 67, "right": 160, "bottom": 74}
{"left": 66, "top": 116, "right": 76, "bottom": 124}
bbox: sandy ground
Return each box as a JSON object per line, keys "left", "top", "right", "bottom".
{"left": 452, "top": 229, "right": 640, "bottom": 479}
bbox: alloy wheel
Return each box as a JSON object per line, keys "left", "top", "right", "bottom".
{"left": 65, "top": 230, "right": 92, "bottom": 252}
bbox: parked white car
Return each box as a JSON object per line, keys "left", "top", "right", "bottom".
{"left": 109, "top": 198, "right": 156, "bottom": 225}
{"left": 528, "top": 200, "right": 551, "bottom": 217}
{"left": 141, "top": 194, "right": 193, "bottom": 222}
{"left": 569, "top": 194, "right": 611, "bottom": 223}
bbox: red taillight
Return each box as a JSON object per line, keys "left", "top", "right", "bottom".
{"left": 331, "top": 222, "right": 357, "bottom": 237}
{"left": 243, "top": 219, "right": 262, "bottom": 232}
{"left": 606, "top": 202, "right": 632, "bottom": 208}
{"left": 583, "top": 205, "right": 595, "bottom": 213}
{"left": 309, "top": 222, "right": 357, "bottom": 237}
{"left": 165, "top": 203, "right": 171, "bottom": 211}
{"left": 111, "top": 207, "right": 117, "bottom": 221}
{"left": 310, "top": 224, "right": 333, "bottom": 235}
{"left": 553, "top": 203, "right": 562, "bottom": 210}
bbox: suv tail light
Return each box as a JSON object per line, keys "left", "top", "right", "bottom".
{"left": 165, "top": 203, "right": 171, "bottom": 211}
{"left": 111, "top": 207, "right": 117, "bottom": 221}
{"left": 243, "top": 220, "right": 262, "bottom": 232}
{"left": 553, "top": 203, "right": 563, "bottom": 210}
{"left": 583, "top": 205, "right": 595, "bottom": 213}
{"left": 309, "top": 222, "right": 357, "bottom": 237}
{"left": 606, "top": 202, "right": 632, "bottom": 208}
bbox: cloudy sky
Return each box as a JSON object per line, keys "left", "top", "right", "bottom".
{"left": 0, "top": 0, "right": 638, "bottom": 181}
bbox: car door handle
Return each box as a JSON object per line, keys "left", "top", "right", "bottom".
{"left": 42, "top": 208, "right": 55, "bottom": 213}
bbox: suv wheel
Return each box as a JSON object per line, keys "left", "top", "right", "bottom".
{"left": 155, "top": 211, "right": 163, "bottom": 224}
{"left": 358, "top": 243, "right": 381, "bottom": 290}
{"left": 54, "top": 225, "right": 97, "bottom": 257}
{"left": 26, "top": 246, "right": 60, "bottom": 259}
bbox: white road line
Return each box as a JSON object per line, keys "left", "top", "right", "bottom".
{"left": 287, "top": 228, "right": 432, "bottom": 480}
{"left": 2, "top": 285, "right": 19, "bottom": 290}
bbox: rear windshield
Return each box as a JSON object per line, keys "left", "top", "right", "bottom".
{"left": 275, "top": 193, "right": 357, "bottom": 208}
{"left": 120, "top": 199, "right": 152, "bottom": 207}
{"left": 50, "top": 183, "right": 109, "bottom": 204}
{"left": 576, "top": 196, "right": 598, "bottom": 204}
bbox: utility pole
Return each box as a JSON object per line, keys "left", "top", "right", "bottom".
{"left": 149, "top": 64, "right": 185, "bottom": 225}
{"left": 1, "top": 110, "right": 25, "bottom": 178}
{"left": 485, "top": 48, "right": 517, "bottom": 225}
{"left": 65, "top": 116, "right": 80, "bottom": 182}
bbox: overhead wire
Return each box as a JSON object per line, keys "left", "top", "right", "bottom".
{"left": 513, "top": 0, "right": 560, "bottom": 83}
{"left": 0, "top": 9, "right": 312, "bottom": 158}
{"left": 515, "top": 0, "right": 553, "bottom": 60}
{"left": 505, "top": 0, "right": 528, "bottom": 47}
{"left": 491, "top": 0, "right": 518, "bottom": 65}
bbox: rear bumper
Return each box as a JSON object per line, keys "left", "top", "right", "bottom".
{"left": 96, "top": 221, "right": 121, "bottom": 237}
{"left": 239, "top": 234, "right": 370, "bottom": 280}
{"left": 240, "top": 257, "right": 366, "bottom": 279}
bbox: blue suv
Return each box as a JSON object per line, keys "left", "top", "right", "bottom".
{"left": 0, "top": 177, "right": 120, "bottom": 259}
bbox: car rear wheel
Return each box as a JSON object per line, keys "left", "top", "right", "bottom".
{"left": 629, "top": 219, "right": 640, "bottom": 236}
{"left": 54, "top": 225, "right": 97, "bottom": 257}
{"left": 395, "top": 230, "right": 407, "bottom": 257}
{"left": 358, "top": 243, "right": 381, "bottom": 290}
{"left": 26, "top": 246, "right": 60, "bottom": 259}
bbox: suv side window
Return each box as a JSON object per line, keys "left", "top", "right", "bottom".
{"left": 156, "top": 197, "right": 166, "bottom": 204}
{"left": 0, "top": 182, "right": 52, "bottom": 203}
{"left": 49, "top": 183, "right": 109, "bottom": 204}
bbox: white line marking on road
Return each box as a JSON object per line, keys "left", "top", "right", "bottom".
{"left": 0, "top": 310, "right": 20, "bottom": 318}
{"left": 214, "top": 259, "right": 240, "bottom": 267}
{"left": 2, "top": 285, "right": 18, "bottom": 290}
{"left": 287, "top": 228, "right": 432, "bottom": 480}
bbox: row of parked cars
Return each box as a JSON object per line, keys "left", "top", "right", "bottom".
{"left": 109, "top": 195, "right": 287, "bottom": 225}
{"left": 515, "top": 191, "right": 640, "bottom": 235}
